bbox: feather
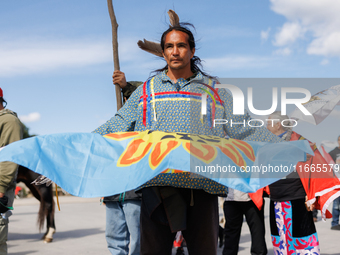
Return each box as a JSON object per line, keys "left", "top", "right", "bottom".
{"left": 136, "top": 10, "right": 179, "bottom": 57}
{"left": 137, "top": 39, "right": 163, "bottom": 57}
{"left": 168, "top": 9, "right": 180, "bottom": 27}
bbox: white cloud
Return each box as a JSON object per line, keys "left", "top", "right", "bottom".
{"left": 307, "top": 32, "right": 340, "bottom": 56}
{"left": 0, "top": 37, "right": 112, "bottom": 77}
{"left": 270, "top": 0, "right": 340, "bottom": 57}
{"left": 273, "top": 47, "right": 291, "bottom": 56}
{"left": 273, "top": 22, "right": 303, "bottom": 46}
{"left": 0, "top": 36, "right": 161, "bottom": 78}
{"left": 261, "top": 27, "right": 271, "bottom": 42}
{"left": 320, "top": 59, "right": 329, "bottom": 65}
{"left": 19, "top": 112, "right": 41, "bottom": 123}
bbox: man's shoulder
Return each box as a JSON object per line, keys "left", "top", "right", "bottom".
{"left": 215, "top": 84, "right": 232, "bottom": 101}
{"left": 190, "top": 72, "right": 219, "bottom": 89}
{"left": 190, "top": 72, "right": 231, "bottom": 102}
{"left": 0, "top": 109, "right": 20, "bottom": 122}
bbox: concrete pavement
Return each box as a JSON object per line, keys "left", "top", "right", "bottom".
{"left": 7, "top": 196, "right": 340, "bottom": 254}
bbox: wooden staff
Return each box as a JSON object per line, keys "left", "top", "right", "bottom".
{"left": 107, "top": 0, "right": 123, "bottom": 110}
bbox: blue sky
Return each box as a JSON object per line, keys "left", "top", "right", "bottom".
{"left": 1, "top": 0, "right": 340, "bottom": 149}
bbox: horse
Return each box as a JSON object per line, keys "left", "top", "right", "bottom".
{"left": 16, "top": 165, "right": 56, "bottom": 243}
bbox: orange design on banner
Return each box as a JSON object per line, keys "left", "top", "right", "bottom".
{"left": 150, "top": 141, "right": 180, "bottom": 169}
{"left": 119, "top": 139, "right": 153, "bottom": 165}
{"left": 231, "top": 140, "right": 255, "bottom": 161}
{"left": 104, "top": 132, "right": 139, "bottom": 141}
{"left": 216, "top": 144, "right": 245, "bottom": 167}
{"left": 184, "top": 143, "right": 217, "bottom": 163}
{"left": 182, "top": 135, "right": 255, "bottom": 167}
{"left": 106, "top": 131, "right": 255, "bottom": 169}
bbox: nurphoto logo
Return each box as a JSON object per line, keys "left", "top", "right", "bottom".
{"left": 200, "top": 84, "right": 312, "bottom": 128}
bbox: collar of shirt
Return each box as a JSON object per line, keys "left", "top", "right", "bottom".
{"left": 160, "top": 70, "right": 203, "bottom": 91}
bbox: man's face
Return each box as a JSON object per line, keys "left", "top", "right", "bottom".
{"left": 162, "top": 30, "right": 195, "bottom": 71}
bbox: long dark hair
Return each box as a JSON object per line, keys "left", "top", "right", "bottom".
{"left": 153, "top": 23, "right": 214, "bottom": 78}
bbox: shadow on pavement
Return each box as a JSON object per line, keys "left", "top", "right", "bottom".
{"left": 9, "top": 227, "right": 104, "bottom": 242}
{"left": 10, "top": 251, "right": 37, "bottom": 255}
{"left": 13, "top": 212, "right": 40, "bottom": 216}
{"left": 53, "top": 228, "right": 104, "bottom": 240}
{"left": 9, "top": 232, "right": 42, "bottom": 241}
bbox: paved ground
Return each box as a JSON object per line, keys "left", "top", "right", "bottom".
{"left": 7, "top": 196, "right": 340, "bottom": 254}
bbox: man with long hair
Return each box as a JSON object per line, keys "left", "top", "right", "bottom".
{"left": 94, "top": 23, "right": 280, "bottom": 254}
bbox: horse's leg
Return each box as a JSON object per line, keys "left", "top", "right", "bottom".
{"left": 17, "top": 167, "right": 46, "bottom": 233}
{"left": 24, "top": 182, "right": 45, "bottom": 229}
{"left": 39, "top": 185, "right": 56, "bottom": 243}
{"left": 23, "top": 181, "right": 42, "bottom": 201}
{"left": 17, "top": 166, "right": 56, "bottom": 242}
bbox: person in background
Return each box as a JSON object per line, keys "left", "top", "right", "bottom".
{"left": 312, "top": 208, "right": 318, "bottom": 222}
{"left": 266, "top": 111, "right": 340, "bottom": 255}
{"left": 328, "top": 135, "right": 340, "bottom": 230}
{"left": 222, "top": 189, "right": 267, "bottom": 255}
{"left": 0, "top": 88, "right": 23, "bottom": 255}
{"left": 103, "top": 71, "right": 143, "bottom": 255}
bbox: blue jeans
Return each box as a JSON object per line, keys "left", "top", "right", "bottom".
{"left": 105, "top": 200, "right": 141, "bottom": 255}
{"left": 332, "top": 197, "right": 340, "bottom": 227}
